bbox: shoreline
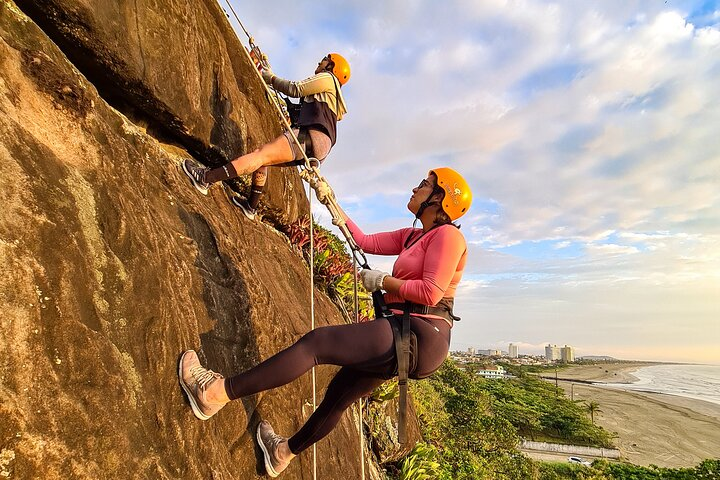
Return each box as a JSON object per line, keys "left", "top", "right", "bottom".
{"left": 553, "top": 363, "right": 720, "bottom": 468}
{"left": 548, "top": 362, "right": 659, "bottom": 384}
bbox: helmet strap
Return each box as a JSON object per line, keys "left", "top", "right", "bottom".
{"left": 414, "top": 186, "right": 443, "bottom": 221}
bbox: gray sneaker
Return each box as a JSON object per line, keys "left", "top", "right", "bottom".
{"left": 256, "top": 420, "right": 290, "bottom": 477}
{"left": 182, "top": 158, "right": 211, "bottom": 195}
{"left": 230, "top": 196, "right": 257, "bottom": 221}
{"left": 178, "top": 350, "right": 226, "bottom": 420}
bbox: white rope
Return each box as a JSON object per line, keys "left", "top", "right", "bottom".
{"left": 220, "top": 0, "right": 372, "bottom": 271}
{"left": 309, "top": 184, "right": 317, "bottom": 480}
{"left": 220, "top": 0, "right": 318, "bottom": 176}
{"left": 215, "top": 2, "right": 321, "bottom": 476}
{"left": 214, "top": 5, "right": 372, "bottom": 478}
{"left": 353, "top": 255, "right": 366, "bottom": 480}
{"left": 221, "top": 0, "right": 253, "bottom": 42}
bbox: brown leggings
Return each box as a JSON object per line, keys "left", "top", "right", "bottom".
{"left": 224, "top": 316, "right": 451, "bottom": 453}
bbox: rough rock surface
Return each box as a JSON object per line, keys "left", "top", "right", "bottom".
{"left": 0, "top": 1, "right": 416, "bottom": 478}
{"left": 14, "top": 0, "right": 307, "bottom": 227}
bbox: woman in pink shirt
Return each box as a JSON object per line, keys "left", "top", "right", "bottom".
{"left": 178, "top": 167, "right": 471, "bottom": 477}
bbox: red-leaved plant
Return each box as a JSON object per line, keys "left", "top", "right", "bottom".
{"left": 284, "top": 215, "right": 373, "bottom": 322}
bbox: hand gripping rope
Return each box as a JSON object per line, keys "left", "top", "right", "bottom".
{"left": 215, "top": 1, "right": 398, "bottom": 477}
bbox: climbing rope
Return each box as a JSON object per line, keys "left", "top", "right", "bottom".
{"left": 220, "top": 0, "right": 255, "bottom": 51}
{"left": 353, "top": 254, "right": 366, "bottom": 479}
{"left": 309, "top": 184, "right": 318, "bottom": 480}
{"left": 216, "top": 2, "right": 375, "bottom": 478}
{"left": 218, "top": 0, "right": 381, "bottom": 276}
{"left": 220, "top": 0, "right": 314, "bottom": 170}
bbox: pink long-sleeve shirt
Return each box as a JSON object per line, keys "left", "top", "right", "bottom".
{"left": 346, "top": 219, "right": 467, "bottom": 323}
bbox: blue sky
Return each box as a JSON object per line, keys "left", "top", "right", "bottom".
{"left": 228, "top": 0, "right": 720, "bottom": 363}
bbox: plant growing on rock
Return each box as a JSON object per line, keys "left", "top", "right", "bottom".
{"left": 284, "top": 215, "right": 373, "bottom": 321}
{"left": 398, "top": 443, "right": 442, "bottom": 480}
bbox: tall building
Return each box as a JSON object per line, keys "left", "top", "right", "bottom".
{"left": 508, "top": 343, "right": 519, "bottom": 358}
{"left": 561, "top": 345, "right": 575, "bottom": 363}
{"left": 468, "top": 347, "right": 476, "bottom": 355}
{"left": 545, "top": 344, "right": 561, "bottom": 361}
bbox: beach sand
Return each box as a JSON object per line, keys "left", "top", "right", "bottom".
{"left": 551, "top": 362, "right": 657, "bottom": 383}
{"left": 555, "top": 363, "right": 720, "bottom": 468}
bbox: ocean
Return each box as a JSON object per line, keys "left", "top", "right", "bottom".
{"left": 605, "top": 364, "right": 720, "bottom": 406}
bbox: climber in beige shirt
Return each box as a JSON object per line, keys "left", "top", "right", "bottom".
{"left": 181, "top": 53, "right": 350, "bottom": 220}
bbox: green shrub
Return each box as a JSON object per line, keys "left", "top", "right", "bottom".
{"left": 371, "top": 380, "right": 399, "bottom": 403}
{"left": 398, "top": 443, "right": 442, "bottom": 480}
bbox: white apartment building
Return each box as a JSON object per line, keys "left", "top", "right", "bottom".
{"left": 561, "top": 345, "right": 575, "bottom": 363}
{"left": 477, "top": 365, "right": 506, "bottom": 379}
{"left": 545, "top": 344, "right": 561, "bottom": 361}
{"left": 508, "top": 343, "right": 519, "bottom": 358}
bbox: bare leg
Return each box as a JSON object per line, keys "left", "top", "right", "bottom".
{"left": 252, "top": 167, "right": 268, "bottom": 187}
{"left": 277, "top": 440, "right": 296, "bottom": 463}
{"left": 206, "top": 379, "right": 231, "bottom": 403}
{"left": 230, "top": 135, "right": 293, "bottom": 175}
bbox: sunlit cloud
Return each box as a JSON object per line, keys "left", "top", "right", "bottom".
{"left": 230, "top": 0, "right": 720, "bottom": 363}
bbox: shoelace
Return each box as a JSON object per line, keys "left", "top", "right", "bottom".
{"left": 269, "top": 434, "right": 286, "bottom": 467}
{"left": 187, "top": 161, "right": 206, "bottom": 183}
{"left": 189, "top": 365, "right": 221, "bottom": 400}
{"left": 261, "top": 428, "right": 286, "bottom": 467}
{"left": 193, "top": 165, "right": 206, "bottom": 183}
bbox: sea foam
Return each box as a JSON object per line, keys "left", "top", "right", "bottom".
{"left": 605, "top": 364, "right": 720, "bottom": 406}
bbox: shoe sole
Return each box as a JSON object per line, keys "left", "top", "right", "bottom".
{"left": 223, "top": 184, "right": 256, "bottom": 220}
{"left": 181, "top": 160, "right": 209, "bottom": 196}
{"left": 178, "top": 351, "right": 211, "bottom": 421}
{"left": 256, "top": 424, "right": 280, "bottom": 478}
{"left": 233, "top": 198, "right": 256, "bottom": 221}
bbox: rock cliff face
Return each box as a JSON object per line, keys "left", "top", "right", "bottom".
{"left": 14, "top": 0, "right": 305, "bottom": 225}
{"left": 0, "top": 0, "right": 416, "bottom": 478}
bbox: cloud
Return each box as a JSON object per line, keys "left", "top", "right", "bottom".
{"left": 586, "top": 243, "right": 640, "bottom": 256}
{"left": 228, "top": 0, "right": 720, "bottom": 363}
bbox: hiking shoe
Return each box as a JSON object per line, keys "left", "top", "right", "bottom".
{"left": 178, "top": 350, "right": 226, "bottom": 420}
{"left": 230, "top": 196, "right": 257, "bottom": 221}
{"left": 182, "top": 158, "right": 210, "bottom": 195}
{"left": 257, "top": 420, "right": 290, "bottom": 477}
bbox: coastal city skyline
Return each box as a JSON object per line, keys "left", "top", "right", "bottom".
{"left": 229, "top": 0, "right": 720, "bottom": 364}
{"left": 462, "top": 343, "right": 578, "bottom": 362}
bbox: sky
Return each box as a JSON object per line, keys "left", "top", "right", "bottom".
{"left": 226, "top": 0, "right": 720, "bottom": 364}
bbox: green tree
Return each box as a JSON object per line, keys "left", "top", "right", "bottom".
{"left": 387, "top": 359, "right": 718, "bottom": 480}
{"left": 585, "top": 400, "right": 602, "bottom": 425}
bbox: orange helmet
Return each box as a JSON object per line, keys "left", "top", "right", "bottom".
{"left": 327, "top": 53, "right": 351, "bottom": 85}
{"left": 430, "top": 167, "right": 472, "bottom": 221}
